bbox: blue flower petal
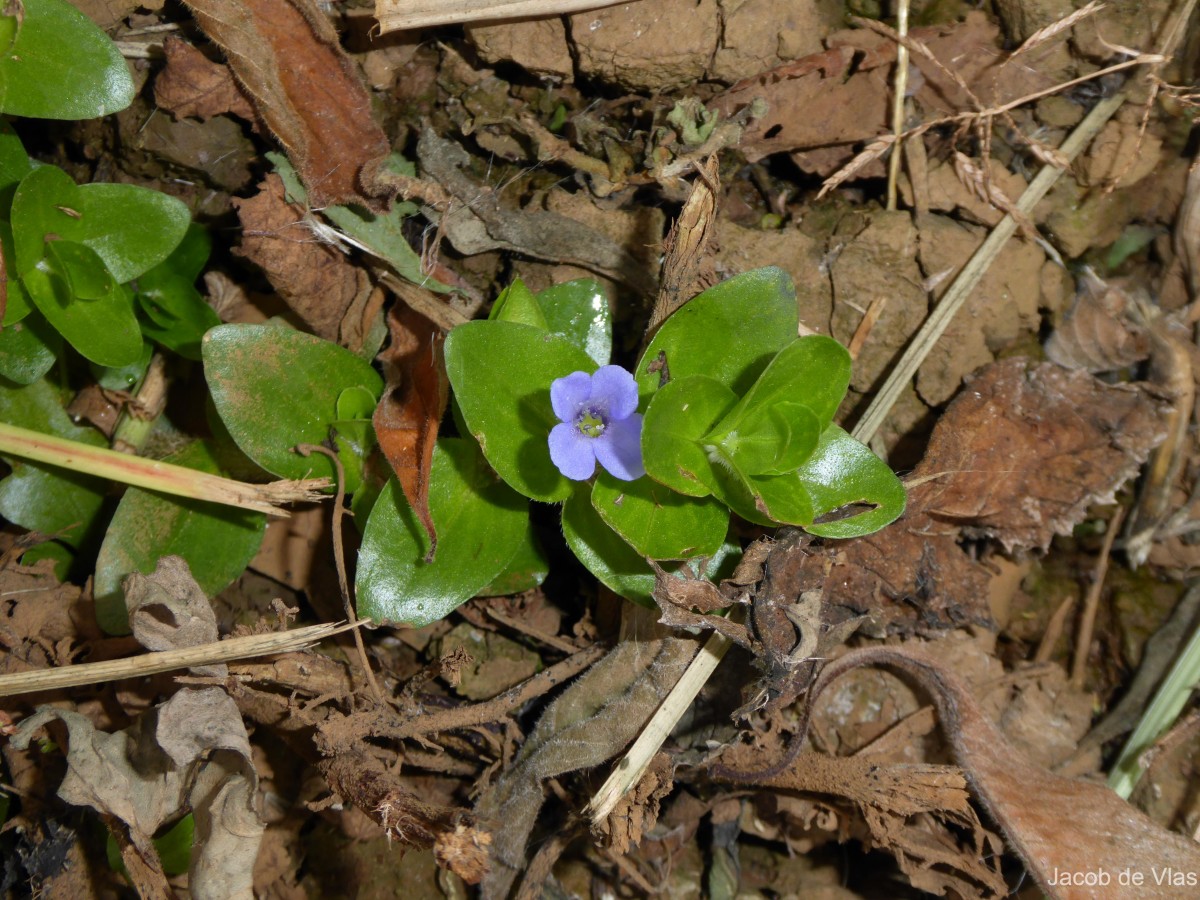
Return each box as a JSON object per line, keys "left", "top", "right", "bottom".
{"left": 549, "top": 421, "right": 596, "bottom": 480}
{"left": 593, "top": 413, "right": 644, "bottom": 481}
{"left": 550, "top": 371, "right": 594, "bottom": 422}
{"left": 591, "top": 365, "right": 639, "bottom": 421}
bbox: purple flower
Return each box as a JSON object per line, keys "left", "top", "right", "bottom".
{"left": 548, "top": 366, "right": 645, "bottom": 481}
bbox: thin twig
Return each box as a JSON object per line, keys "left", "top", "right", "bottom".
{"left": 1072, "top": 507, "right": 1125, "bottom": 688}
{"left": 296, "top": 444, "right": 384, "bottom": 706}
{"left": 851, "top": 87, "right": 1129, "bottom": 444}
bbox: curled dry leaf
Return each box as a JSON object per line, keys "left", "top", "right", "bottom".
{"left": 373, "top": 304, "right": 449, "bottom": 554}
{"left": 234, "top": 174, "right": 385, "bottom": 348}
{"left": 8, "top": 557, "right": 262, "bottom": 898}
{"left": 184, "top": 0, "right": 389, "bottom": 209}
{"left": 787, "top": 646, "right": 1200, "bottom": 899}
{"left": 1045, "top": 272, "right": 1153, "bottom": 372}
{"left": 153, "top": 36, "right": 257, "bottom": 124}
{"left": 915, "top": 358, "right": 1170, "bottom": 551}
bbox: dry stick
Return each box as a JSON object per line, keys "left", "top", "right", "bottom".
{"left": 376, "top": 0, "right": 635, "bottom": 32}
{"left": 1071, "top": 506, "right": 1126, "bottom": 689}
{"left": 586, "top": 626, "right": 732, "bottom": 824}
{"left": 0, "top": 421, "right": 330, "bottom": 516}
{"left": 884, "top": 0, "right": 910, "bottom": 211}
{"left": 296, "top": 444, "right": 384, "bottom": 706}
{"left": 850, "top": 88, "right": 1128, "bottom": 445}
{"left": 0, "top": 622, "right": 360, "bottom": 697}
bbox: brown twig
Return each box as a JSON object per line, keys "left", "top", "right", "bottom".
{"left": 296, "top": 443, "right": 384, "bottom": 706}
{"left": 1071, "top": 506, "right": 1126, "bottom": 689}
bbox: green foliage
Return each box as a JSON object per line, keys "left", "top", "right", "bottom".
{"left": 202, "top": 323, "right": 383, "bottom": 482}
{"left": 134, "top": 224, "right": 221, "bottom": 360}
{"left": 0, "top": 0, "right": 134, "bottom": 120}
{"left": 356, "top": 439, "right": 529, "bottom": 628}
{"left": 446, "top": 267, "right": 906, "bottom": 604}
{"left": 93, "top": 441, "right": 267, "bottom": 635}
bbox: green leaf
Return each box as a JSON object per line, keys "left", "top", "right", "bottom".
{"left": 92, "top": 341, "right": 152, "bottom": 390}
{"left": 591, "top": 471, "right": 728, "bottom": 560}
{"left": 741, "top": 470, "right": 814, "bottom": 526}
{"left": 562, "top": 485, "right": 656, "bottom": 605}
{"left": 336, "top": 385, "right": 378, "bottom": 421}
{"left": 0, "top": 0, "right": 135, "bottom": 120}
{"left": 12, "top": 166, "right": 190, "bottom": 284}
{"left": 356, "top": 439, "right": 528, "bottom": 627}
{"left": 268, "top": 150, "right": 451, "bottom": 294}
{"left": 203, "top": 323, "right": 383, "bottom": 481}
{"left": 641, "top": 375, "right": 736, "bottom": 497}
{"left": 705, "top": 336, "right": 850, "bottom": 468}
{"left": 21, "top": 539, "right": 73, "bottom": 580}
{"left": 22, "top": 258, "right": 142, "bottom": 367}
{"left": 0, "top": 376, "right": 107, "bottom": 548}
{"left": 134, "top": 224, "right": 219, "bottom": 360}
{"left": 445, "top": 320, "right": 596, "bottom": 502}
{"left": 706, "top": 401, "right": 820, "bottom": 477}
{"left": 477, "top": 518, "right": 548, "bottom": 596}
{"left": 44, "top": 239, "right": 115, "bottom": 299}
{"left": 0, "top": 312, "right": 58, "bottom": 384}
{"left": 536, "top": 279, "right": 611, "bottom": 367}
{"left": 491, "top": 278, "right": 613, "bottom": 366}
{"left": 797, "top": 425, "right": 906, "bottom": 538}
{"left": 330, "top": 418, "right": 372, "bottom": 495}
{"left": 93, "top": 441, "right": 267, "bottom": 635}
{"left": 0, "top": 120, "right": 31, "bottom": 191}
{"left": 635, "top": 267, "right": 797, "bottom": 404}
{"left": 490, "top": 278, "right": 547, "bottom": 329}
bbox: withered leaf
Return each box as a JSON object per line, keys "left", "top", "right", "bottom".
{"left": 153, "top": 36, "right": 257, "bottom": 124}
{"left": 234, "top": 173, "right": 384, "bottom": 348}
{"left": 794, "top": 646, "right": 1200, "bottom": 899}
{"left": 183, "top": 0, "right": 389, "bottom": 209}
{"left": 1044, "top": 273, "right": 1153, "bottom": 373}
{"left": 373, "top": 303, "right": 449, "bottom": 555}
{"left": 914, "top": 358, "right": 1170, "bottom": 551}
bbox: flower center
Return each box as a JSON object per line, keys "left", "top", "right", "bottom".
{"left": 576, "top": 409, "right": 606, "bottom": 438}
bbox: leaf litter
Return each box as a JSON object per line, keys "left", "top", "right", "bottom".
{"left": 6, "top": 0, "right": 1200, "bottom": 896}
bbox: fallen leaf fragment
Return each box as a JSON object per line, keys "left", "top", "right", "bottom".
{"left": 184, "top": 0, "right": 390, "bottom": 209}
{"left": 373, "top": 304, "right": 448, "bottom": 554}
{"left": 234, "top": 173, "right": 384, "bottom": 348}
{"left": 788, "top": 646, "right": 1200, "bottom": 899}
{"left": 154, "top": 36, "right": 257, "bottom": 124}
{"left": 916, "top": 358, "right": 1170, "bottom": 551}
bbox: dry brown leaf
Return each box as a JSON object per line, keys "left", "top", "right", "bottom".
{"left": 1045, "top": 273, "right": 1154, "bottom": 372}
{"left": 10, "top": 556, "right": 263, "bottom": 899}
{"left": 796, "top": 646, "right": 1200, "bottom": 898}
{"left": 372, "top": 304, "right": 448, "bottom": 555}
{"left": 916, "top": 358, "right": 1170, "bottom": 551}
{"left": 184, "top": 0, "right": 390, "bottom": 209}
{"left": 473, "top": 632, "right": 698, "bottom": 898}
{"left": 153, "top": 36, "right": 257, "bottom": 124}
{"left": 234, "top": 174, "right": 383, "bottom": 348}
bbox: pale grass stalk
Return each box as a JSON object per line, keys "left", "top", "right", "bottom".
{"left": 0, "top": 621, "right": 360, "bottom": 697}
{"left": 0, "top": 421, "right": 329, "bottom": 516}
{"left": 587, "top": 627, "right": 731, "bottom": 823}
{"left": 885, "top": 0, "right": 911, "bottom": 211}
{"left": 376, "top": 0, "right": 634, "bottom": 32}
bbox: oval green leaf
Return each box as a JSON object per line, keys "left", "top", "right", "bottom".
{"left": 707, "top": 401, "right": 820, "bottom": 477}
{"left": 0, "top": 376, "right": 107, "bottom": 548}
{"left": 134, "top": 224, "right": 219, "bottom": 360}
{"left": 797, "top": 425, "right": 907, "bottom": 538}
{"left": 445, "top": 320, "right": 596, "bottom": 502}
{"left": 203, "top": 323, "right": 384, "bottom": 481}
{"left": 536, "top": 279, "right": 611, "bottom": 367}
{"left": 562, "top": 485, "right": 656, "bottom": 606}
{"left": 641, "top": 375, "right": 736, "bottom": 497}
{"left": 0, "top": 0, "right": 135, "bottom": 120}
{"left": 93, "top": 441, "right": 267, "bottom": 635}
{"left": 635, "top": 267, "right": 797, "bottom": 404}
{"left": 0, "top": 312, "right": 58, "bottom": 384}
{"left": 477, "top": 518, "right": 548, "bottom": 596}
{"left": 356, "top": 439, "right": 528, "bottom": 627}
{"left": 591, "top": 471, "right": 728, "bottom": 560}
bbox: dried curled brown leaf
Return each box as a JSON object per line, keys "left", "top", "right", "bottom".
{"left": 183, "top": 0, "right": 389, "bottom": 209}
{"left": 153, "top": 36, "right": 257, "bottom": 124}
{"left": 372, "top": 305, "right": 449, "bottom": 554}
{"left": 234, "top": 174, "right": 384, "bottom": 348}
